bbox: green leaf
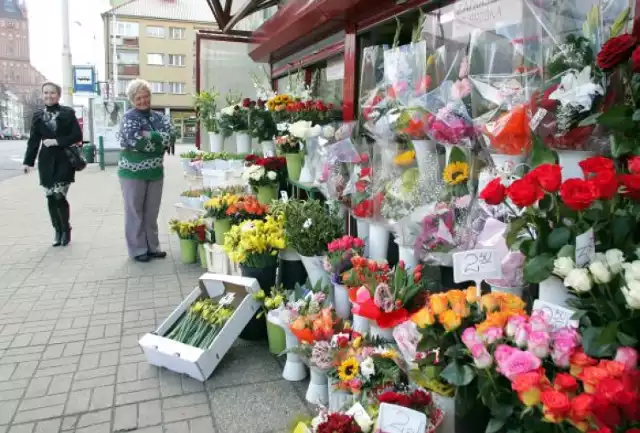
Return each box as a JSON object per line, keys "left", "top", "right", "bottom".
{"left": 582, "top": 326, "right": 615, "bottom": 358}
{"left": 486, "top": 418, "right": 506, "bottom": 433}
{"left": 547, "top": 227, "right": 571, "bottom": 250}
{"left": 530, "top": 135, "right": 557, "bottom": 168}
{"left": 633, "top": 110, "right": 640, "bottom": 122}
{"left": 598, "top": 105, "right": 635, "bottom": 131}
{"left": 579, "top": 113, "right": 601, "bottom": 127}
{"left": 612, "top": 215, "right": 633, "bottom": 248}
{"left": 505, "top": 218, "right": 527, "bottom": 249}
{"left": 440, "top": 362, "right": 476, "bottom": 387}
{"left": 448, "top": 146, "right": 468, "bottom": 164}
{"left": 610, "top": 7, "right": 630, "bottom": 38}
{"left": 617, "top": 331, "right": 638, "bottom": 346}
{"left": 557, "top": 245, "right": 575, "bottom": 258}
{"left": 598, "top": 322, "right": 618, "bottom": 345}
{"left": 611, "top": 134, "right": 636, "bottom": 158}
{"left": 523, "top": 254, "right": 554, "bottom": 284}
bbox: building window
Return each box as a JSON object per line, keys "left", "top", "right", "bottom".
{"left": 169, "top": 27, "right": 185, "bottom": 39}
{"left": 149, "top": 82, "right": 165, "bottom": 93}
{"left": 168, "top": 82, "right": 185, "bottom": 94}
{"left": 117, "top": 51, "right": 138, "bottom": 64}
{"left": 147, "top": 53, "right": 164, "bottom": 65}
{"left": 145, "top": 26, "right": 165, "bottom": 38}
{"left": 117, "top": 79, "right": 133, "bottom": 96}
{"left": 167, "top": 54, "right": 185, "bottom": 67}
{"left": 115, "top": 21, "right": 139, "bottom": 37}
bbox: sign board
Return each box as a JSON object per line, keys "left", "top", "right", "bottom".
{"left": 452, "top": 0, "right": 524, "bottom": 41}
{"left": 575, "top": 229, "right": 596, "bottom": 268}
{"left": 91, "top": 98, "right": 127, "bottom": 149}
{"left": 326, "top": 58, "right": 345, "bottom": 82}
{"left": 453, "top": 248, "right": 503, "bottom": 283}
{"left": 73, "top": 66, "right": 96, "bottom": 94}
{"left": 532, "top": 300, "right": 578, "bottom": 331}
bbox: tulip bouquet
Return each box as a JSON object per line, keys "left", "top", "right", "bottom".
{"left": 479, "top": 156, "right": 640, "bottom": 284}
{"left": 223, "top": 214, "right": 286, "bottom": 267}
{"left": 278, "top": 285, "right": 329, "bottom": 329}
{"left": 288, "top": 307, "right": 341, "bottom": 346}
{"left": 164, "top": 297, "right": 235, "bottom": 349}
{"left": 169, "top": 218, "right": 199, "bottom": 240}
{"left": 203, "top": 194, "right": 242, "bottom": 220}
{"left": 252, "top": 284, "right": 288, "bottom": 319}
{"left": 343, "top": 258, "right": 425, "bottom": 329}
{"left": 551, "top": 249, "right": 640, "bottom": 358}
{"left": 224, "top": 195, "right": 269, "bottom": 222}
{"left": 324, "top": 236, "right": 366, "bottom": 284}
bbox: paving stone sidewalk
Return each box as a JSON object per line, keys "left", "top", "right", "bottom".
{"left": 0, "top": 147, "right": 310, "bottom": 433}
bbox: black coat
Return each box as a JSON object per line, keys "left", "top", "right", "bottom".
{"left": 23, "top": 105, "right": 83, "bottom": 188}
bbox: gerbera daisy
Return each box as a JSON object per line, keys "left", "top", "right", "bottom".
{"left": 338, "top": 357, "right": 360, "bottom": 382}
{"left": 443, "top": 161, "right": 469, "bottom": 185}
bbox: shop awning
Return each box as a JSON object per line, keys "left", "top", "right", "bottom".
{"left": 205, "top": 0, "right": 278, "bottom": 34}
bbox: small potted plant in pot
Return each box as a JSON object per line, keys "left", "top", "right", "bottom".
{"left": 193, "top": 88, "right": 223, "bottom": 152}
{"left": 248, "top": 99, "right": 277, "bottom": 155}
{"left": 252, "top": 284, "right": 289, "bottom": 355}
{"left": 193, "top": 219, "right": 211, "bottom": 269}
{"left": 223, "top": 214, "right": 286, "bottom": 340}
{"left": 283, "top": 199, "right": 345, "bottom": 289}
{"left": 169, "top": 219, "right": 198, "bottom": 264}
{"left": 203, "top": 194, "right": 242, "bottom": 246}
{"left": 243, "top": 154, "right": 287, "bottom": 205}
{"left": 275, "top": 134, "right": 304, "bottom": 181}
{"left": 324, "top": 235, "right": 366, "bottom": 320}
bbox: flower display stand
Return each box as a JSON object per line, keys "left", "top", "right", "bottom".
{"left": 351, "top": 301, "right": 370, "bottom": 334}
{"left": 281, "top": 327, "right": 307, "bottom": 382}
{"left": 369, "top": 224, "right": 390, "bottom": 261}
{"left": 398, "top": 245, "right": 418, "bottom": 268}
{"left": 369, "top": 322, "right": 395, "bottom": 342}
{"left": 332, "top": 283, "right": 351, "bottom": 320}
{"left": 203, "top": 243, "right": 240, "bottom": 276}
{"left": 328, "top": 379, "right": 352, "bottom": 411}
{"left": 208, "top": 132, "right": 224, "bottom": 153}
{"left": 235, "top": 132, "right": 252, "bottom": 154}
{"left": 306, "top": 366, "right": 329, "bottom": 405}
{"left": 356, "top": 219, "right": 370, "bottom": 257}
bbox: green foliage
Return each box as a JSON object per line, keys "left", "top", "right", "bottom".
{"left": 193, "top": 89, "right": 220, "bottom": 133}
{"left": 281, "top": 199, "right": 345, "bottom": 257}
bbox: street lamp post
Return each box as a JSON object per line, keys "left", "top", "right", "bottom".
{"left": 61, "top": 0, "right": 74, "bottom": 104}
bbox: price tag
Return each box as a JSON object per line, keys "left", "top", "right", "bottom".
{"left": 219, "top": 293, "right": 235, "bottom": 306}
{"left": 575, "top": 229, "right": 595, "bottom": 267}
{"left": 532, "top": 300, "right": 578, "bottom": 331}
{"left": 264, "top": 150, "right": 274, "bottom": 157}
{"left": 346, "top": 403, "right": 369, "bottom": 420}
{"left": 280, "top": 191, "right": 289, "bottom": 202}
{"left": 530, "top": 108, "right": 547, "bottom": 130}
{"left": 377, "top": 403, "right": 427, "bottom": 433}
{"left": 453, "top": 249, "right": 503, "bottom": 284}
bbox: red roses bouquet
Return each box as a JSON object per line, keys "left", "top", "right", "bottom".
{"left": 479, "top": 155, "right": 640, "bottom": 284}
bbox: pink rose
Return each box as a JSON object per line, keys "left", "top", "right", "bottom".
{"left": 462, "top": 327, "right": 482, "bottom": 349}
{"left": 528, "top": 310, "right": 551, "bottom": 333}
{"left": 472, "top": 344, "right": 493, "bottom": 369}
{"left": 353, "top": 237, "right": 365, "bottom": 248}
{"left": 494, "top": 344, "right": 516, "bottom": 365}
{"left": 506, "top": 315, "right": 527, "bottom": 338}
{"left": 482, "top": 327, "right": 504, "bottom": 345}
{"left": 615, "top": 347, "right": 639, "bottom": 371}
{"left": 527, "top": 331, "right": 551, "bottom": 358}
{"left": 497, "top": 348, "right": 542, "bottom": 380}
{"left": 551, "top": 328, "right": 580, "bottom": 368}
{"left": 515, "top": 324, "right": 530, "bottom": 348}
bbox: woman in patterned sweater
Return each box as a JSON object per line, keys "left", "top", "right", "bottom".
{"left": 118, "top": 79, "right": 175, "bottom": 262}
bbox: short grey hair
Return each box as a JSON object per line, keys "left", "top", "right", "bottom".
{"left": 126, "top": 79, "right": 152, "bottom": 102}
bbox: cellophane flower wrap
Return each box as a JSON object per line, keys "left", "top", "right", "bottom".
{"left": 289, "top": 307, "right": 344, "bottom": 370}
{"left": 342, "top": 257, "right": 425, "bottom": 329}
{"left": 324, "top": 235, "right": 365, "bottom": 284}
{"left": 313, "top": 122, "right": 359, "bottom": 205}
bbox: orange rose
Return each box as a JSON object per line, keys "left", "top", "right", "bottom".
{"left": 554, "top": 373, "right": 578, "bottom": 394}
{"left": 568, "top": 394, "right": 593, "bottom": 432}
{"left": 570, "top": 350, "right": 598, "bottom": 377}
{"left": 438, "top": 310, "right": 462, "bottom": 332}
{"left": 411, "top": 307, "right": 435, "bottom": 327}
{"left": 512, "top": 371, "right": 544, "bottom": 407}
{"left": 465, "top": 286, "right": 479, "bottom": 303}
{"left": 480, "top": 294, "right": 498, "bottom": 312}
{"left": 541, "top": 389, "right": 571, "bottom": 423}
{"left": 598, "top": 360, "right": 626, "bottom": 378}
{"left": 429, "top": 294, "right": 448, "bottom": 315}
{"left": 579, "top": 366, "right": 610, "bottom": 393}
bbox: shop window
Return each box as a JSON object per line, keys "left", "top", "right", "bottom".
{"left": 310, "top": 55, "right": 344, "bottom": 105}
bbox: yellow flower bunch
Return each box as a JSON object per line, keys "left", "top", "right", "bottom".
{"left": 266, "top": 94, "right": 293, "bottom": 111}
{"left": 411, "top": 286, "right": 478, "bottom": 332}
{"left": 204, "top": 194, "right": 242, "bottom": 219}
{"left": 169, "top": 219, "right": 198, "bottom": 240}
{"left": 443, "top": 161, "right": 469, "bottom": 185}
{"left": 393, "top": 150, "right": 416, "bottom": 166}
{"left": 223, "top": 214, "right": 285, "bottom": 266}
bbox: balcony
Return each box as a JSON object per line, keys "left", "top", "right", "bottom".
{"left": 111, "top": 36, "right": 139, "bottom": 49}
{"left": 118, "top": 64, "right": 139, "bottom": 76}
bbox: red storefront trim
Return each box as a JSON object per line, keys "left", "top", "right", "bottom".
{"left": 342, "top": 24, "right": 356, "bottom": 121}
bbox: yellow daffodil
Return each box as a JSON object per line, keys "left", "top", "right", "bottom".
{"left": 443, "top": 161, "right": 469, "bottom": 185}
{"left": 338, "top": 357, "right": 360, "bottom": 382}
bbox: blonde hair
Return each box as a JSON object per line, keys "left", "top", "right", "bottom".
{"left": 42, "top": 82, "right": 61, "bottom": 95}
{"left": 126, "top": 79, "right": 152, "bottom": 102}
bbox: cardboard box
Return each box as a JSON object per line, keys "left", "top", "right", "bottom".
{"left": 139, "top": 273, "right": 261, "bottom": 381}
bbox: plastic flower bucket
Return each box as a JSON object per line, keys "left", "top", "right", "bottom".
{"left": 179, "top": 238, "right": 198, "bottom": 264}
{"left": 256, "top": 184, "right": 278, "bottom": 205}
{"left": 198, "top": 244, "right": 208, "bottom": 269}
{"left": 285, "top": 152, "right": 303, "bottom": 181}
{"left": 213, "top": 218, "right": 232, "bottom": 246}
{"left": 266, "top": 313, "right": 286, "bottom": 354}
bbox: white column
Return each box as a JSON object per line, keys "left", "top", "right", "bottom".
{"left": 164, "top": 107, "right": 171, "bottom": 116}
{"left": 61, "top": 0, "right": 74, "bottom": 104}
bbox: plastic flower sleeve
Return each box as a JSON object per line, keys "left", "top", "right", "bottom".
{"left": 384, "top": 40, "right": 429, "bottom": 110}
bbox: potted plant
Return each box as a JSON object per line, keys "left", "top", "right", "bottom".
{"left": 248, "top": 99, "right": 277, "bottom": 155}
{"left": 252, "top": 285, "right": 289, "bottom": 355}
{"left": 224, "top": 195, "right": 269, "bottom": 223}
{"left": 282, "top": 199, "right": 345, "bottom": 288}
{"left": 194, "top": 88, "right": 223, "bottom": 152}
{"left": 242, "top": 155, "right": 287, "bottom": 205}
{"left": 193, "top": 219, "right": 210, "bottom": 269}
{"left": 219, "top": 93, "right": 251, "bottom": 154}
{"left": 324, "top": 235, "right": 365, "bottom": 320}
{"left": 203, "top": 194, "right": 241, "bottom": 246}
{"left": 275, "top": 134, "right": 304, "bottom": 181}
{"left": 223, "top": 214, "right": 286, "bottom": 340}
{"left": 169, "top": 219, "right": 198, "bottom": 264}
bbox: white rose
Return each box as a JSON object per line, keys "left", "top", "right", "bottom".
{"left": 289, "top": 120, "right": 312, "bottom": 139}
{"left": 220, "top": 106, "right": 235, "bottom": 116}
{"left": 267, "top": 171, "right": 277, "bottom": 180}
{"left": 605, "top": 249, "right": 625, "bottom": 273}
{"left": 553, "top": 257, "right": 575, "bottom": 278}
{"left": 360, "top": 357, "right": 375, "bottom": 379}
{"left": 309, "top": 124, "right": 322, "bottom": 137}
{"left": 622, "top": 280, "right": 640, "bottom": 309}
{"left": 249, "top": 166, "right": 265, "bottom": 181}
{"left": 322, "top": 125, "right": 335, "bottom": 139}
{"left": 277, "top": 122, "right": 289, "bottom": 132}
{"left": 564, "top": 268, "right": 592, "bottom": 293}
{"left": 589, "top": 261, "right": 612, "bottom": 284}
{"left": 625, "top": 260, "right": 640, "bottom": 281}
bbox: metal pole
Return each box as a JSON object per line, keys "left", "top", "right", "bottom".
{"left": 112, "top": 11, "right": 118, "bottom": 98}
{"left": 61, "top": 0, "right": 73, "bottom": 104}
{"left": 98, "top": 136, "right": 105, "bottom": 171}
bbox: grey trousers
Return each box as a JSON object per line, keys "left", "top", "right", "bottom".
{"left": 119, "top": 178, "right": 163, "bottom": 257}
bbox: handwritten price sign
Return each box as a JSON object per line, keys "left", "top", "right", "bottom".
{"left": 377, "top": 403, "right": 427, "bottom": 433}
{"left": 532, "top": 300, "right": 578, "bottom": 331}
{"left": 575, "top": 229, "right": 595, "bottom": 267}
{"left": 453, "top": 249, "right": 503, "bottom": 284}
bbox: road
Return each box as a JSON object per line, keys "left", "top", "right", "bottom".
{"left": 0, "top": 139, "right": 26, "bottom": 182}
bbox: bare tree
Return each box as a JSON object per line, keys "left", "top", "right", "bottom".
{"left": 20, "top": 89, "right": 42, "bottom": 133}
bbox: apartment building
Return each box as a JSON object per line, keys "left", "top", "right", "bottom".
{"left": 102, "top": 0, "right": 218, "bottom": 125}
{"left": 1, "top": 90, "right": 25, "bottom": 135}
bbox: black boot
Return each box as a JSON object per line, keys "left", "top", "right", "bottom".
{"left": 47, "top": 196, "right": 62, "bottom": 247}
{"left": 56, "top": 195, "right": 71, "bottom": 246}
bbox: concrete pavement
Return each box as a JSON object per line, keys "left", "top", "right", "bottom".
{"left": 0, "top": 148, "right": 310, "bottom": 433}
{"left": 0, "top": 140, "right": 27, "bottom": 182}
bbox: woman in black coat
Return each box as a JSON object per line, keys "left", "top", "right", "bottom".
{"left": 23, "top": 82, "right": 83, "bottom": 247}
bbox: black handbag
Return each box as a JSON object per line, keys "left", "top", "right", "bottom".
{"left": 65, "top": 145, "right": 87, "bottom": 171}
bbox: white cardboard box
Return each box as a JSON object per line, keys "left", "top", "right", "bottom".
{"left": 139, "top": 273, "right": 261, "bottom": 381}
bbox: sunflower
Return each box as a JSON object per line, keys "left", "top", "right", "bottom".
{"left": 443, "top": 161, "right": 469, "bottom": 185}
{"left": 338, "top": 357, "right": 360, "bottom": 382}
